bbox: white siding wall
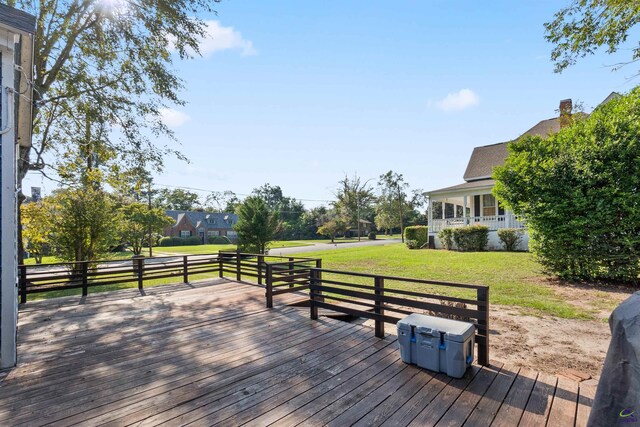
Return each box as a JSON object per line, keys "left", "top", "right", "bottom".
{"left": 432, "top": 230, "right": 530, "bottom": 251}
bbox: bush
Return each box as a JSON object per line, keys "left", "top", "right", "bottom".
{"left": 368, "top": 231, "right": 377, "bottom": 240}
{"left": 405, "top": 240, "right": 419, "bottom": 249}
{"left": 158, "top": 236, "right": 202, "bottom": 246}
{"left": 497, "top": 228, "right": 524, "bottom": 251}
{"left": 208, "top": 235, "right": 232, "bottom": 244}
{"left": 404, "top": 226, "right": 429, "bottom": 249}
{"left": 437, "top": 228, "right": 455, "bottom": 250}
{"left": 452, "top": 226, "right": 489, "bottom": 252}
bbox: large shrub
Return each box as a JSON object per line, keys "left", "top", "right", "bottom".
{"left": 452, "top": 226, "right": 489, "bottom": 252}
{"left": 437, "top": 228, "right": 455, "bottom": 250}
{"left": 404, "top": 226, "right": 428, "bottom": 249}
{"left": 158, "top": 236, "right": 202, "bottom": 246}
{"left": 208, "top": 235, "right": 232, "bottom": 245}
{"left": 494, "top": 88, "right": 640, "bottom": 282}
{"left": 497, "top": 228, "right": 524, "bottom": 251}
{"left": 368, "top": 231, "right": 377, "bottom": 240}
{"left": 235, "top": 196, "right": 280, "bottom": 254}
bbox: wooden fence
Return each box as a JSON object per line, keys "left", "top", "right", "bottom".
{"left": 307, "top": 268, "right": 490, "bottom": 365}
{"left": 19, "top": 251, "right": 490, "bottom": 365}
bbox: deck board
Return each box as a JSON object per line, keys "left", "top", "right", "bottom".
{"left": 0, "top": 279, "right": 594, "bottom": 426}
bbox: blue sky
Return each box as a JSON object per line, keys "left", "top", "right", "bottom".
{"left": 25, "top": 1, "right": 639, "bottom": 207}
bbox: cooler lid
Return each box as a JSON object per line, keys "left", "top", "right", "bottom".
{"left": 397, "top": 313, "right": 475, "bottom": 343}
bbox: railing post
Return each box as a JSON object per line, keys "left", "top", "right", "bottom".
{"left": 315, "top": 259, "right": 323, "bottom": 302}
{"left": 19, "top": 265, "right": 27, "bottom": 304}
{"left": 82, "top": 262, "right": 88, "bottom": 297}
{"left": 310, "top": 268, "right": 319, "bottom": 320}
{"left": 257, "top": 255, "right": 264, "bottom": 285}
{"left": 374, "top": 276, "right": 385, "bottom": 338}
{"left": 183, "top": 255, "right": 189, "bottom": 283}
{"left": 477, "top": 286, "right": 490, "bottom": 366}
{"left": 137, "top": 257, "right": 144, "bottom": 291}
{"left": 218, "top": 251, "right": 223, "bottom": 278}
{"left": 236, "top": 250, "right": 241, "bottom": 281}
{"left": 265, "top": 263, "right": 273, "bottom": 308}
{"left": 288, "top": 257, "right": 294, "bottom": 288}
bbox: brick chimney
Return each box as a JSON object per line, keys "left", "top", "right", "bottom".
{"left": 559, "top": 98, "right": 572, "bottom": 128}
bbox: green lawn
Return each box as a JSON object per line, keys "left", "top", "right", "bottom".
{"left": 288, "top": 244, "right": 602, "bottom": 320}
{"left": 23, "top": 251, "right": 136, "bottom": 265}
{"left": 150, "top": 240, "right": 314, "bottom": 256}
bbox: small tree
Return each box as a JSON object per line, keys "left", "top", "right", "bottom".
{"left": 49, "top": 187, "right": 118, "bottom": 263}
{"left": 234, "top": 197, "right": 280, "bottom": 254}
{"left": 317, "top": 219, "right": 349, "bottom": 243}
{"left": 119, "top": 203, "right": 174, "bottom": 255}
{"left": 21, "top": 200, "right": 54, "bottom": 264}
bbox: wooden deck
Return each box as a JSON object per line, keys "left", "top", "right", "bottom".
{"left": 0, "top": 280, "right": 595, "bottom": 426}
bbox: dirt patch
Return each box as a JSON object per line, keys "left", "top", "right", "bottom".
{"left": 489, "top": 305, "right": 610, "bottom": 379}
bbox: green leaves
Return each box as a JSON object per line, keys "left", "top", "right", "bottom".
{"left": 494, "top": 88, "right": 640, "bottom": 281}
{"left": 234, "top": 196, "right": 280, "bottom": 254}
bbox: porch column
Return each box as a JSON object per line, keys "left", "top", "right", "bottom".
{"left": 427, "top": 196, "right": 433, "bottom": 229}
{"left": 463, "top": 195, "right": 468, "bottom": 225}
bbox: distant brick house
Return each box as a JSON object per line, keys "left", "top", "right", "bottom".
{"left": 164, "top": 211, "right": 239, "bottom": 243}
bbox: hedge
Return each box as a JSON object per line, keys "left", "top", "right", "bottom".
{"left": 158, "top": 236, "right": 203, "bottom": 246}
{"left": 404, "top": 226, "right": 429, "bottom": 249}
{"left": 208, "top": 235, "right": 232, "bottom": 245}
{"left": 452, "top": 225, "right": 489, "bottom": 252}
{"left": 497, "top": 228, "right": 524, "bottom": 251}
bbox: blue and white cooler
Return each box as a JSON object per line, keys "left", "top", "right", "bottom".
{"left": 397, "top": 313, "right": 475, "bottom": 378}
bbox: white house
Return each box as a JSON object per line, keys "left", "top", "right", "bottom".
{"left": 0, "top": 4, "right": 35, "bottom": 369}
{"left": 425, "top": 94, "right": 619, "bottom": 251}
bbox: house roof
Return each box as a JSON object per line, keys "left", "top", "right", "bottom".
{"left": 426, "top": 179, "right": 495, "bottom": 196}
{"left": 165, "top": 211, "right": 238, "bottom": 230}
{"left": 0, "top": 3, "right": 36, "bottom": 34}
{"left": 463, "top": 143, "right": 509, "bottom": 181}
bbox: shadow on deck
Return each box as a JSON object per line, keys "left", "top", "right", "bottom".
{"left": 0, "top": 279, "right": 595, "bottom": 426}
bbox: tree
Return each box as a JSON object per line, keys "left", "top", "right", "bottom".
{"left": 234, "top": 196, "right": 280, "bottom": 254}
{"left": 545, "top": 1, "right": 640, "bottom": 75}
{"left": 251, "top": 183, "right": 305, "bottom": 240}
{"left": 118, "top": 203, "right": 174, "bottom": 255}
{"left": 9, "top": 0, "right": 216, "bottom": 261}
{"left": 494, "top": 89, "right": 640, "bottom": 282}
{"left": 317, "top": 217, "right": 349, "bottom": 243}
{"left": 204, "top": 191, "right": 240, "bottom": 213}
{"left": 333, "top": 175, "right": 375, "bottom": 241}
{"left": 155, "top": 188, "right": 201, "bottom": 211}
{"left": 49, "top": 187, "right": 118, "bottom": 263}
{"left": 376, "top": 171, "right": 411, "bottom": 242}
{"left": 21, "top": 200, "right": 54, "bottom": 264}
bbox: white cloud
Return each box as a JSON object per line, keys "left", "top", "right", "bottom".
{"left": 159, "top": 108, "right": 190, "bottom": 128}
{"left": 435, "top": 89, "right": 479, "bottom": 112}
{"left": 198, "top": 21, "right": 256, "bottom": 57}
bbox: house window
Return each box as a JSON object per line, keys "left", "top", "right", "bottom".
{"left": 180, "top": 230, "right": 191, "bottom": 238}
{"left": 432, "top": 201, "right": 443, "bottom": 219}
{"left": 455, "top": 205, "right": 464, "bottom": 218}
{"left": 227, "top": 231, "right": 237, "bottom": 238}
{"left": 482, "top": 194, "right": 496, "bottom": 217}
{"left": 207, "top": 230, "right": 219, "bottom": 237}
{"left": 444, "top": 203, "right": 455, "bottom": 219}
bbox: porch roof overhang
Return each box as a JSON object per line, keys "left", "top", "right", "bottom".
{"left": 424, "top": 179, "right": 495, "bottom": 198}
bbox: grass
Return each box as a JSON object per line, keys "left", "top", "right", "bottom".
{"left": 23, "top": 251, "right": 137, "bottom": 265}
{"left": 288, "top": 244, "right": 599, "bottom": 320}
{"left": 150, "top": 240, "right": 314, "bottom": 256}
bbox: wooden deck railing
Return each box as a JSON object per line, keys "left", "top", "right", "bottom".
{"left": 19, "top": 251, "right": 490, "bottom": 365}
{"left": 307, "top": 268, "right": 490, "bottom": 365}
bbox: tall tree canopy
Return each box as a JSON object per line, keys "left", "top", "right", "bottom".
{"left": 545, "top": 0, "right": 640, "bottom": 75}
{"left": 155, "top": 188, "right": 201, "bottom": 211}
{"left": 494, "top": 89, "right": 640, "bottom": 282}
{"left": 6, "top": 0, "right": 216, "bottom": 185}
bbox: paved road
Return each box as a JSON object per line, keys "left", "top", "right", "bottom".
{"left": 267, "top": 238, "right": 402, "bottom": 256}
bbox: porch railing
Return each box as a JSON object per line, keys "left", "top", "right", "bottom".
{"left": 308, "top": 268, "right": 490, "bottom": 365}
{"left": 430, "top": 214, "right": 525, "bottom": 232}
{"left": 19, "top": 251, "right": 491, "bottom": 365}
